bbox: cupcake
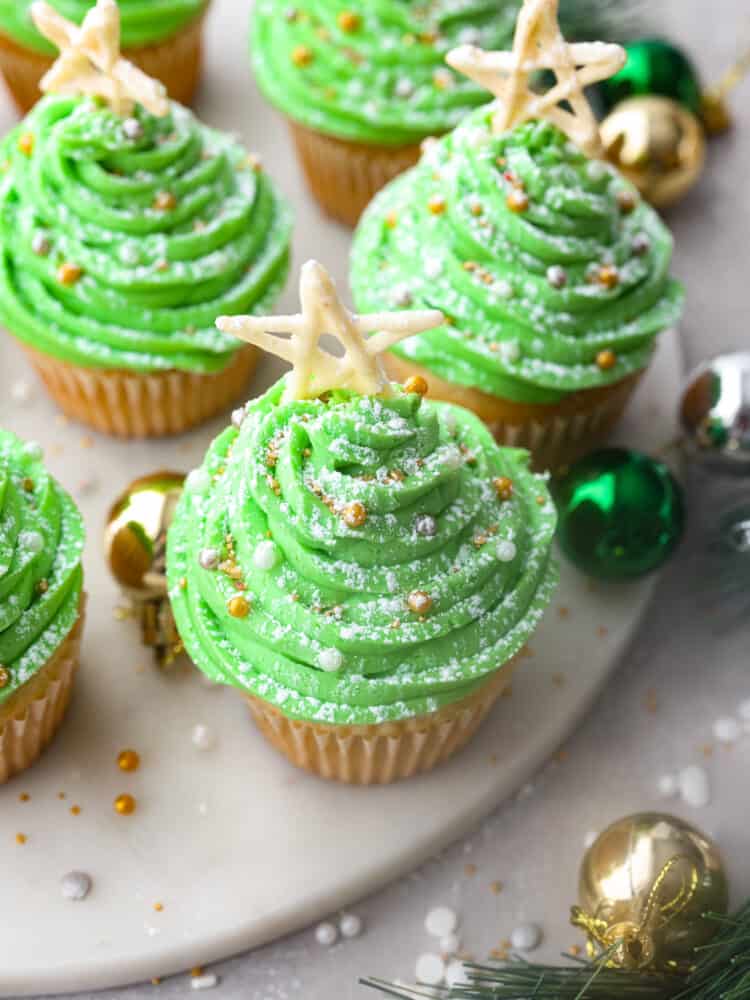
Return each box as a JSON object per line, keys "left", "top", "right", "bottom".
{"left": 0, "top": 3, "right": 292, "bottom": 438}
{"left": 351, "top": 3, "right": 684, "bottom": 471}
{"left": 167, "top": 261, "right": 557, "bottom": 784}
{"left": 249, "top": 1, "right": 525, "bottom": 227}
{"left": 0, "top": 0, "right": 210, "bottom": 113}
{"left": 0, "top": 430, "right": 85, "bottom": 783}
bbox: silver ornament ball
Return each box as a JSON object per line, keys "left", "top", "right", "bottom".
{"left": 680, "top": 352, "right": 750, "bottom": 473}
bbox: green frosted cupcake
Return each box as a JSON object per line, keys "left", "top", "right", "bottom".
{"left": 167, "top": 261, "right": 557, "bottom": 783}
{"left": 0, "top": 0, "right": 211, "bottom": 112}
{"left": 0, "top": 95, "right": 292, "bottom": 436}
{"left": 0, "top": 429, "right": 85, "bottom": 783}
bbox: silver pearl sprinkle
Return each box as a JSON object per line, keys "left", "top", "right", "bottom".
{"left": 199, "top": 547, "right": 220, "bottom": 570}
{"left": 31, "top": 232, "right": 51, "bottom": 256}
{"left": 415, "top": 514, "right": 438, "bottom": 537}
{"left": 546, "top": 265, "right": 567, "bottom": 289}
{"left": 122, "top": 117, "right": 144, "bottom": 141}
{"left": 61, "top": 871, "right": 92, "bottom": 901}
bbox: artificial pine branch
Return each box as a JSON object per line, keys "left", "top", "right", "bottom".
{"left": 361, "top": 905, "right": 750, "bottom": 1000}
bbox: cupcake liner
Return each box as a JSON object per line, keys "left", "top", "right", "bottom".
{"left": 287, "top": 120, "right": 423, "bottom": 227}
{"left": 383, "top": 352, "right": 644, "bottom": 472}
{"left": 0, "top": 7, "right": 208, "bottom": 113}
{"left": 0, "top": 599, "right": 85, "bottom": 784}
{"left": 244, "top": 657, "right": 518, "bottom": 785}
{"left": 20, "top": 343, "right": 259, "bottom": 438}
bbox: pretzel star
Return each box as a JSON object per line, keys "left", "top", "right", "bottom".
{"left": 217, "top": 261, "right": 444, "bottom": 402}
{"left": 447, "top": 0, "right": 625, "bottom": 156}
{"left": 31, "top": 0, "right": 169, "bottom": 117}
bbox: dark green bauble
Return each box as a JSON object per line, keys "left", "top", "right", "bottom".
{"left": 597, "top": 38, "right": 702, "bottom": 117}
{"left": 554, "top": 448, "right": 685, "bottom": 580}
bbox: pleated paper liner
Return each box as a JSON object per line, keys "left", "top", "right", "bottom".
{"left": 287, "top": 120, "right": 423, "bottom": 228}
{"left": 20, "top": 343, "right": 259, "bottom": 438}
{"left": 0, "top": 597, "right": 85, "bottom": 784}
{"left": 244, "top": 655, "right": 519, "bottom": 786}
{"left": 0, "top": 6, "right": 208, "bottom": 113}
{"left": 383, "top": 353, "right": 644, "bottom": 472}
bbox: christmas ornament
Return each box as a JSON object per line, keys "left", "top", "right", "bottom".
{"left": 553, "top": 448, "right": 685, "bottom": 580}
{"left": 680, "top": 352, "right": 750, "bottom": 474}
{"left": 572, "top": 813, "right": 728, "bottom": 973}
{"left": 596, "top": 39, "right": 702, "bottom": 117}
{"left": 600, "top": 96, "right": 706, "bottom": 209}
{"left": 105, "top": 471, "right": 185, "bottom": 666}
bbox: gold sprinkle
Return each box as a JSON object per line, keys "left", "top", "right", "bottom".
{"left": 291, "top": 45, "right": 313, "bottom": 67}
{"left": 70, "top": 805, "right": 81, "bottom": 816}
{"left": 596, "top": 349, "right": 617, "bottom": 371}
{"left": 428, "top": 195, "right": 446, "bottom": 215}
{"left": 114, "top": 793, "right": 136, "bottom": 816}
{"left": 18, "top": 132, "right": 34, "bottom": 156}
{"left": 506, "top": 189, "right": 529, "bottom": 213}
{"left": 536, "top": 495, "right": 546, "bottom": 506}
{"left": 19, "top": 792, "right": 30, "bottom": 802}
{"left": 37, "top": 578, "right": 49, "bottom": 594}
{"left": 16, "top": 833, "right": 27, "bottom": 845}
{"left": 407, "top": 590, "right": 433, "bottom": 615}
{"left": 490, "top": 880, "right": 503, "bottom": 894}
{"left": 596, "top": 625, "right": 609, "bottom": 638}
{"left": 191, "top": 967, "right": 204, "bottom": 978}
{"left": 337, "top": 10, "right": 360, "bottom": 31}
{"left": 403, "top": 374, "right": 428, "bottom": 396}
{"left": 58, "top": 791, "right": 66, "bottom": 800}
{"left": 558, "top": 606, "right": 570, "bottom": 619}
{"left": 22, "top": 476, "right": 34, "bottom": 491}
{"left": 227, "top": 595, "right": 250, "bottom": 618}
{"left": 153, "top": 902, "right": 164, "bottom": 912}
{"left": 617, "top": 189, "right": 638, "bottom": 214}
{"left": 493, "top": 476, "right": 513, "bottom": 501}
{"left": 342, "top": 501, "right": 367, "bottom": 529}
{"left": 153, "top": 190, "right": 176, "bottom": 211}
{"left": 597, "top": 265, "right": 620, "bottom": 289}
{"left": 57, "top": 262, "right": 83, "bottom": 286}
{"left": 385, "top": 211, "right": 398, "bottom": 229}
{"left": 118, "top": 749, "right": 140, "bottom": 772}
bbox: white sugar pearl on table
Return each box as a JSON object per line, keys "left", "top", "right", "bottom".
{"left": 713, "top": 717, "right": 742, "bottom": 744}
{"left": 679, "top": 765, "right": 710, "bottom": 808}
{"left": 415, "top": 953, "right": 445, "bottom": 986}
{"left": 339, "top": 913, "right": 363, "bottom": 939}
{"left": 425, "top": 906, "right": 458, "bottom": 938}
{"left": 510, "top": 922, "right": 542, "bottom": 952}
{"left": 60, "top": 872, "right": 92, "bottom": 901}
{"left": 315, "top": 922, "right": 338, "bottom": 947}
{"left": 657, "top": 773, "right": 678, "bottom": 798}
{"left": 191, "top": 973, "right": 219, "bottom": 990}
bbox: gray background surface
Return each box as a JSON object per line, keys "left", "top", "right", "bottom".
{"left": 13, "top": 0, "right": 750, "bottom": 996}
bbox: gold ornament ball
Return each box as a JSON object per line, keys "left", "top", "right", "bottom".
{"left": 576, "top": 812, "right": 728, "bottom": 973}
{"left": 600, "top": 96, "right": 706, "bottom": 209}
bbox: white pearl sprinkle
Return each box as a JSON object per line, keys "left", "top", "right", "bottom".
{"left": 713, "top": 716, "right": 742, "bottom": 744}
{"left": 395, "top": 78, "right": 415, "bottom": 99}
{"left": 496, "top": 540, "right": 517, "bottom": 562}
{"left": 122, "top": 117, "right": 144, "bottom": 140}
{"left": 546, "top": 265, "right": 567, "bottom": 289}
{"left": 498, "top": 340, "right": 520, "bottom": 363}
{"left": 31, "top": 231, "right": 51, "bottom": 256}
{"left": 415, "top": 514, "right": 438, "bottom": 537}
{"left": 191, "top": 973, "right": 219, "bottom": 990}
{"left": 187, "top": 468, "right": 210, "bottom": 492}
{"left": 22, "top": 441, "right": 43, "bottom": 461}
{"left": 199, "top": 547, "right": 220, "bottom": 570}
{"left": 315, "top": 922, "right": 338, "bottom": 947}
{"left": 679, "top": 765, "right": 710, "bottom": 808}
{"left": 415, "top": 953, "right": 445, "bottom": 986}
{"left": 319, "top": 648, "right": 343, "bottom": 672}
{"left": 440, "top": 933, "right": 460, "bottom": 955}
{"left": 510, "top": 922, "right": 542, "bottom": 952}
{"left": 61, "top": 871, "right": 92, "bottom": 901}
{"left": 11, "top": 379, "right": 32, "bottom": 403}
{"left": 339, "top": 913, "right": 363, "bottom": 939}
{"left": 425, "top": 906, "right": 458, "bottom": 938}
{"left": 191, "top": 724, "right": 216, "bottom": 751}
{"left": 657, "top": 773, "right": 678, "bottom": 798}
{"left": 252, "top": 540, "right": 278, "bottom": 571}
{"left": 19, "top": 530, "right": 43, "bottom": 553}
{"left": 495, "top": 279, "right": 514, "bottom": 299}
{"left": 119, "top": 241, "right": 141, "bottom": 265}
{"left": 231, "top": 406, "right": 246, "bottom": 429}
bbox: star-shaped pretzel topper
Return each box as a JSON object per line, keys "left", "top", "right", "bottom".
{"left": 217, "top": 261, "right": 444, "bottom": 403}
{"left": 446, "top": 0, "right": 626, "bottom": 157}
{"left": 31, "top": 0, "right": 169, "bottom": 117}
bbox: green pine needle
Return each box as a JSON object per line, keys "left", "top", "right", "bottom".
{"left": 361, "top": 905, "right": 750, "bottom": 1000}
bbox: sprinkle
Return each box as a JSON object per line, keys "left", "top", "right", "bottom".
{"left": 315, "top": 921, "right": 338, "bottom": 946}
{"left": 510, "top": 923, "right": 542, "bottom": 951}
{"left": 425, "top": 906, "right": 458, "bottom": 938}
{"left": 433, "top": 68, "right": 454, "bottom": 90}
{"left": 506, "top": 189, "right": 529, "bottom": 213}
{"left": 153, "top": 902, "right": 164, "bottom": 912}
{"left": 546, "top": 265, "right": 567, "bottom": 289}
{"left": 385, "top": 211, "right": 398, "bottom": 228}
{"left": 407, "top": 590, "right": 433, "bottom": 615}
{"left": 337, "top": 10, "right": 360, "bottom": 31}
{"left": 657, "top": 773, "right": 678, "bottom": 798}
{"left": 339, "top": 913, "right": 363, "bottom": 938}
{"left": 493, "top": 476, "right": 513, "bottom": 501}
{"left": 404, "top": 375, "right": 429, "bottom": 396}
{"left": 428, "top": 195, "right": 446, "bottom": 215}
{"left": 227, "top": 595, "right": 250, "bottom": 618}
{"left": 122, "top": 117, "right": 144, "bottom": 140}
{"left": 31, "top": 232, "right": 51, "bottom": 256}
{"left": 415, "top": 953, "right": 445, "bottom": 986}
{"left": 632, "top": 232, "right": 651, "bottom": 256}
{"left": 342, "top": 501, "right": 367, "bottom": 529}
{"left": 252, "top": 540, "right": 278, "bottom": 570}
{"left": 597, "top": 264, "right": 620, "bottom": 289}
{"left": 496, "top": 540, "right": 517, "bottom": 562}
{"left": 199, "top": 547, "right": 220, "bottom": 570}
{"left": 117, "top": 749, "right": 140, "bottom": 772}
{"left": 70, "top": 805, "right": 81, "bottom": 815}
{"left": 490, "top": 880, "right": 504, "bottom": 894}
{"left": 19, "top": 530, "right": 43, "bottom": 553}
{"left": 679, "top": 765, "right": 710, "bottom": 808}
{"left": 57, "top": 262, "right": 83, "bottom": 285}
{"left": 191, "top": 974, "right": 219, "bottom": 991}
{"left": 153, "top": 191, "right": 176, "bottom": 211}
{"left": 292, "top": 45, "right": 313, "bottom": 67}
{"left": 16, "top": 833, "right": 27, "bottom": 844}
{"left": 192, "top": 723, "right": 215, "bottom": 751}
{"left": 415, "top": 514, "right": 437, "bottom": 537}
{"left": 18, "top": 132, "right": 34, "bottom": 155}
{"left": 61, "top": 871, "right": 92, "bottom": 901}
{"left": 617, "top": 189, "right": 638, "bottom": 214}
{"left": 19, "top": 792, "right": 30, "bottom": 802}
{"left": 596, "top": 349, "right": 617, "bottom": 371}
{"left": 114, "top": 793, "right": 136, "bottom": 815}
{"left": 319, "top": 648, "right": 343, "bottom": 672}
{"left": 395, "top": 78, "right": 414, "bottom": 99}
{"left": 713, "top": 716, "right": 742, "bottom": 744}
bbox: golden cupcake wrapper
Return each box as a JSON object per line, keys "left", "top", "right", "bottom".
{"left": 383, "top": 352, "right": 644, "bottom": 471}
{"left": 244, "top": 657, "right": 517, "bottom": 785}
{"left": 0, "top": 597, "right": 85, "bottom": 785}
{"left": 287, "top": 120, "right": 422, "bottom": 228}
{"left": 20, "top": 342, "right": 258, "bottom": 438}
{"left": 0, "top": 7, "right": 208, "bottom": 113}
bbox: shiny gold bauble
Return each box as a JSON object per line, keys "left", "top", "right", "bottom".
{"left": 600, "top": 96, "right": 706, "bottom": 209}
{"left": 105, "top": 471, "right": 185, "bottom": 665}
{"left": 574, "top": 813, "right": 728, "bottom": 973}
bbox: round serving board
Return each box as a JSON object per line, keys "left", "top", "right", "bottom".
{"left": 0, "top": 1, "right": 683, "bottom": 993}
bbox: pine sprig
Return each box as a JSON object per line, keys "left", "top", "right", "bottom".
{"left": 361, "top": 906, "right": 750, "bottom": 1000}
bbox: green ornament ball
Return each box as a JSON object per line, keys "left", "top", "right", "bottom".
{"left": 597, "top": 38, "right": 702, "bottom": 117}
{"left": 553, "top": 448, "right": 685, "bottom": 581}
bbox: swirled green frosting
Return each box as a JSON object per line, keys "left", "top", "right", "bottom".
{"left": 0, "top": 96, "right": 292, "bottom": 374}
{"left": 0, "top": 0, "right": 206, "bottom": 53}
{"left": 350, "top": 113, "right": 684, "bottom": 405}
{"left": 167, "top": 379, "right": 557, "bottom": 725}
{"left": 0, "top": 430, "right": 84, "bottom": 708}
